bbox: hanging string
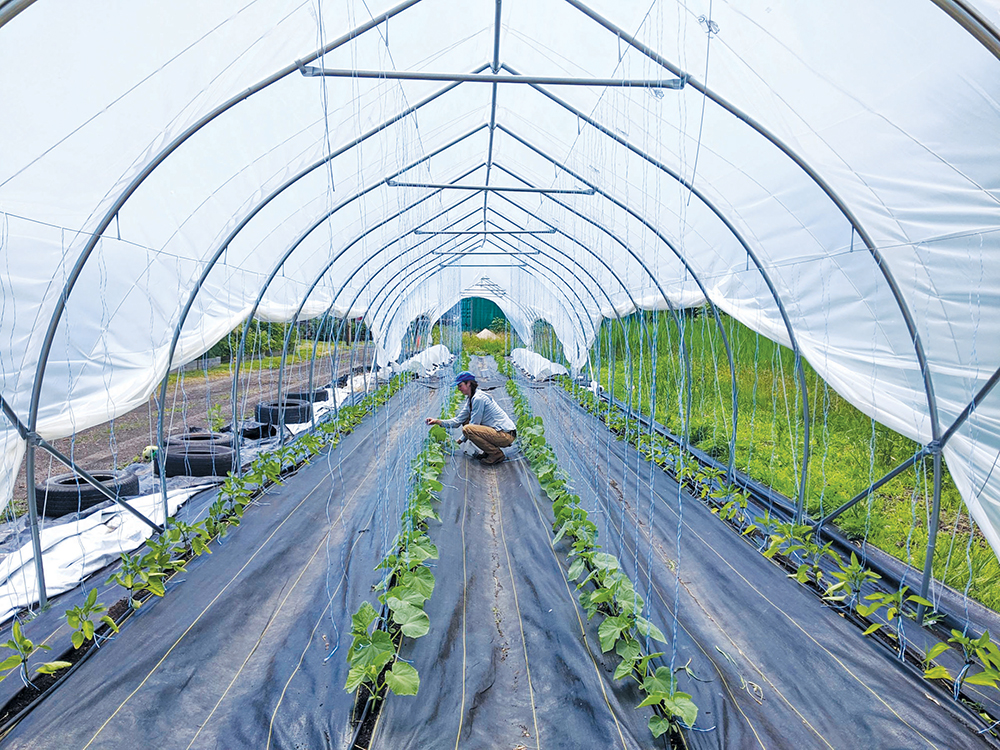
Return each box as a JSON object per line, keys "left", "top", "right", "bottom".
{"left": 643, "top": 310, "right": 660, "bottom": 652}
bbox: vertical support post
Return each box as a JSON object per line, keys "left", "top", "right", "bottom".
{"left": 23, "top": 437, "right": 48, "bottom": 609}
{"left": 917, "top": 450, "right": 943, "bottom": 624}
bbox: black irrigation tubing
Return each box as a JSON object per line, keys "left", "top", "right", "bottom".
{"left": 560, "top": 382, "right": 986, "bottom": 641}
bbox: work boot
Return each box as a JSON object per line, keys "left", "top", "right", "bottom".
{"left": 482, "top": 453, "right": 506, "bottom": 465}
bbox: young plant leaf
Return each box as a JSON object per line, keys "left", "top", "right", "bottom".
{"left": 386, "top": 660, "right": 420, "bottom": 696}
{"left": 925, "top": 641, "right": 950, "bottom": 661}
{"left": 635, "top": 616, "right": 667, "bottom": 643}
{"left": 388, "top": 598, "right": 431, "bottom": 639}
{"left": 923, "top": 665, "right": 952, "bottom": 680}
{"left": 648, "top": 714, "right": 673, "bottom": 738}
{"left": 36, "top": 661, "right": 71, "bottom": 675}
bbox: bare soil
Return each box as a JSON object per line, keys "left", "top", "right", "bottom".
{"left": 12, "top": 348, "right": 371, "bottom": 516}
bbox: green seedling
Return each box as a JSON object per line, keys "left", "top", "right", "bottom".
{"left": 924, "top": 629, "right": 1000, "bottom": 699}
{"left": 106, "top": 550, "right": 167, "bottom": 608}
{"left": 65, "top": 588, "right": 119, "bottom": 649}
{"left": 856, "top": 585, "right": 933, "bottom": 643}
{"left": 344, "top": 602, "right": 420, "bottom": 698}
{"left": 637, "top": 667, "right": 699, "bottom": 739}
{"left": 167, "top": 518, "right": 212, "bottom": 557}
{"left": 0, "top": 621, "right": 71, "bottom": 689}
{"left": 508, "top": 368, "right": 696, "bottom": 744}
{"left": 823, "top": 552, "right": 881, "bottom": 607}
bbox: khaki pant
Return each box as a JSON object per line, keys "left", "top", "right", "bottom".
{"left": 462, "top": 424, "right": 515, "bottom": 461}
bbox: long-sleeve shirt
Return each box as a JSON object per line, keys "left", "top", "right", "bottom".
{"left": 440, "top": 390, "right": 515, "bottom": 432}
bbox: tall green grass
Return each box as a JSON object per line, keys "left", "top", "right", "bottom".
{"left": 461, "top": 331, "right": 513, "bottom": 358}
{"left": 585, "top": 310, "right": 1000, "bottom": 611}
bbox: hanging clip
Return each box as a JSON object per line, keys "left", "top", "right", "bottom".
{"left": 698, "top": 16, "right": 720, "bottom": 37}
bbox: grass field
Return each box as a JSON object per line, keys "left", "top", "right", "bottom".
{"left": 569, "top": 310, "right": 1000, "bottom": 611}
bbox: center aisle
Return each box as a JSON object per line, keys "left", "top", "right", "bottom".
{"left": 371, "top": 358, "right": 660, "bottom": 750}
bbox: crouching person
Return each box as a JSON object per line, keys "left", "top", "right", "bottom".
{"left": 425, "top": 371, "right": 516, "bottom": 465}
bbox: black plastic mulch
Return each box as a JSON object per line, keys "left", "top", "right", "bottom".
{"left": 5, "top": 360, "right": 993, "bottom": 750}
{"left": 524, "top": 378, "right": 997, "bottom": 750}
{"left": 0, "top": 379, "right": 442, "bottom": 749}
{"left": 370, "top": 445, "right": 659, "bottom": 749}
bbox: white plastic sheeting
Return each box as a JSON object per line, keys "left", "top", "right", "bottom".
{"left": 512, "top": 348, "right": 569, "bottom": 381}
{"left": 0, "top": 486, "right": 209, "bottom": 624}
{"left": 397, "top": 344, "right": 453, "bottom": 378}
{"left": 0, "top": 1, "right": 998, "bottom": 558}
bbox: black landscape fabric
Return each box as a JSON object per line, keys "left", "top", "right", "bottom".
{"left": 1, "top": 362, "right": 996, "bottom": 750}
{"left": 0, "top": 381, "right": 442, "bottom": 750}
{"left": 524, "top": 376, "right": 996, "bottom": 750}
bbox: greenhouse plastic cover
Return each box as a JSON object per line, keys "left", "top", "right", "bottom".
{"left": 0, "top": 485, "right": 209, "bottom": 624}
{"left": 1, "top": 1, "right": 1000, "bottom": 555}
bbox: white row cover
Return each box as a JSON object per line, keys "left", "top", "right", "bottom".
{"left": 1, "top": 1, "right": 1000, "bottom": 560}
{"left": 396, "top": 344, "right": 453, "bottom": 378}
{"left": 512, "top": 348, "right": 569, "bottom": 380}
{"left": 0, "top": 486, "right": 208, "bottom": 625}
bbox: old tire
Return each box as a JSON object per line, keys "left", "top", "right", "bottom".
{"left": 154, "top": 444, "right": 236, "bottom": 478}
{"left": 255, "top": 399, "right": 312, "bottom": 425}
{"left": 286, "top": 389, "right": 329, "bottom": 403}
{"left": 165, "top": 431, "right": 234, "bottom": 448}
{"left": 36, "top": 470, "right": 141, "bottom": 518}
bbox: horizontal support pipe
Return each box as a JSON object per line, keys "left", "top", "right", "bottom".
{"left": 387, "top": 179, "right": 594, "bottom": 194}
{"left": 441, "top": 262, "right": 528, "bottom": 268}
{"left": 432, "top": 247, "right": 538, "bottom": 255}
{"left": 814, "top": 447, "right": 929, "bottom": 528}
{"left": 413, "top": 229, "right": 553, "bottom": 235}
{"left": 300, "top": 66, "right": 688, "bottom": 88}
{"left": 34, "top": 437, "right": 165, "bottom": 534}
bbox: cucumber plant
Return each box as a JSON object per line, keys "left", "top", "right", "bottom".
{"left": 504, "top": 364, "right": 696, "bottom": 741}
{"left": 344, "top": 392, "right": 452, "bottom": 703}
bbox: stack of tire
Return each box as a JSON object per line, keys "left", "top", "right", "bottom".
{"left": 255, "top": 398, "right": 313, "bottom": 425}
{"left": 154, "top": 432, "right": 236, "bottom": 478}
{"left": 35, "top": 470, "right": 140, "bottom": 518}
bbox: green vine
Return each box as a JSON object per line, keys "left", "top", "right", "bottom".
{"left": 502, "top": 359, "right": 696, "bottom": 741}
{"left": 344, "top": 383, "right": 456, "bottom": 704}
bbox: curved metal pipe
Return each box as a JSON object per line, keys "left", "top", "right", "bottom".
{"left": 501, "top": 123, "right": 809, "bottom": 513}
{"left": 551, "top": 5, "right": 940, "bottom": 450}
{"left": 228, "top": 170, "right": 485, "bottom": 463}
{"left": 491, "top": 151, "right": 734, "bottom": 476}
{"left": 489, "top": 173, "right": 704, "bottom": 466}
{"left": 29, "top": 0, "right": 427, "bottom": 434}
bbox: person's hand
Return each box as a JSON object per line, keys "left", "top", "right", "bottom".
{"left": 425, "top": 417, "right": 439, "bottom": 426}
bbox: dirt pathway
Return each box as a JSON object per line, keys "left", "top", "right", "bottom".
{"left": 11, "top": 347, "right": 372, "bottom": 515}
